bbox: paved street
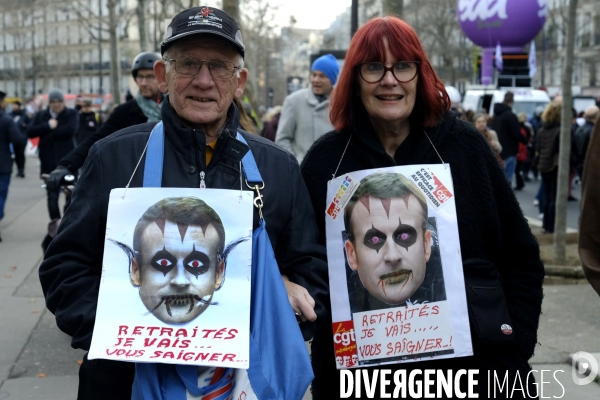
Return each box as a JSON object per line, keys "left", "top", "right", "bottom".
{"left": 0, "top": 158, "right": 598, "bottom": 399}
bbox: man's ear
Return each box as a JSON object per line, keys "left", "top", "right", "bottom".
{"left": 423, "top": 229, "right": 432, "bottom": 262}
{"left": 345, "top": 240, "right": 359, "bottom": 271}
{"left": 131, "top": 258, "right": 141, "bottom": 286}
{"left": 234, "top": 68, "right": 248, "bottom": 100}
{"left": 214, "top": 260, "right": 225, "bottom": 290}
{"left": 154, "top": 60, "right": 169, "bottom": 94}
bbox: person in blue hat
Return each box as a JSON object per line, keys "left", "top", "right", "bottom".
{"left": 275, "top": 53, "right": 340, "bottom": 164}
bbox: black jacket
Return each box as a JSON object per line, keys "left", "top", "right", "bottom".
{"left": 0, "top": 110, "right": 22, "bottom": 174}
{"left": 75, "top": 111, "right": 100, "bottom": 145}
{"left": 492, "top": 103, "right": 527, "bottom": 159}
{"left": 10, "top": 110, "right": 31, "bottom": 140}
{"left": 59, "top": 98, "right": 148, "bottom": 172}
{"left": 26, "top": 107, "right": 78, "bottom": 175}
{"left": 39, "top": 98, "right": 328, "bottom": 397}
{"left": 574, "top": 120, "right": 594, "bottom": 176}
{"left": 301, "top": 109, "right": 544, "bottom": 399}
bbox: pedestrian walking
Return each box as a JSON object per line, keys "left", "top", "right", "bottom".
{"left": 492, "top": 91, "right": 528, "bottom": 184}
{"left": 9, "top": 100, "right": 29, "bottom": 178}
{"left": 26, "top": 89, "right": 78, "bottom": 221}
{"left": 275, "top": 54, "right": 339, "bottom": 163}
{"left": 533, "top": 100, "right": 562, "bottom": 233}
{"left": 75, "top": 100, "right": 100, "bottom": 145}
{"left": 0, "top": 91, "right": 23, "bottom": 242}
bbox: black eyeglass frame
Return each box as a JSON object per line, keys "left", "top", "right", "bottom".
{"left": 163, "top": 58, "right": 241, "bottom": 79}
{"left": 357, "top": 61, "right": 421, "bottom": 84}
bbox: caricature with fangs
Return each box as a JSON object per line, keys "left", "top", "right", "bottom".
{"left": 110, "top": 197, "right": 247, "bottom": 324}
{"left": 344, "top": 173, "right": 432, "bottom": 305}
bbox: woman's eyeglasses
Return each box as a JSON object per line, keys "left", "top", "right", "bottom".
{"left": 358, "top": 61, "right": 420, "bottom": 83}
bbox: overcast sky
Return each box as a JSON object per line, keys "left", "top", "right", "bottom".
{"left": 202, "top": 0, "right": 350, "bottom": 30}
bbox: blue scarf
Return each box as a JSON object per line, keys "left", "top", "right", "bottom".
{"left": 132, "top": 122, "right": 313, "bottom": 399}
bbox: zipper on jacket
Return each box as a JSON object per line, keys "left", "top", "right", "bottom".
{"left": 199, "top": 171, "right": 206, "bottom": 188}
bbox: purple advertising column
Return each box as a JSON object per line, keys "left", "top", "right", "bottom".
{"left": 457, "top": 0, "right": 547, "bottom": 85}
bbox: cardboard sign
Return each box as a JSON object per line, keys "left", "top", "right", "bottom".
{"left": 89, "top": 188, "right": 254, "bottom": 369}
{"left": 326, "top": 165, "right": 472, "bottom": 368}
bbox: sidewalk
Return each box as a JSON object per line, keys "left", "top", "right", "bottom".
{"left": 1, "top": 160, "right": 599, "bottom": 399}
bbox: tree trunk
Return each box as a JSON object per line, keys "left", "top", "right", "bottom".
{"left": 136, "top": 0, "right": 147, "bottom": 51}
{"left": 553, "top": 0, "right": 578, "bottom": 263}
{"left": 108, "top": 0, "right": 121, "bottom": 105}
{"left": 382, "top": 0, "right": 403, "bottom": 17}
{"left": 221, "top": 0, "right": 240, "bottom": 23}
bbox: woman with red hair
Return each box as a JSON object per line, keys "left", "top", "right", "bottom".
{"left": 301, "top": 16, "right": 543, "bottom": 398}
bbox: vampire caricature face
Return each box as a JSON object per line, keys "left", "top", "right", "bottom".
{"left": 345, "top": 194, "right": 431, "bottom": 305}
{"left": 131, "top": 219, "right": 224, "bottom": 324}
{"left": 336, "top": 356, "right": 344, "bottom": 367}
{"left": 351, "top": 354, "right": 358, "bottom": 366}
{"left": 343, "top": 356, "right": 351, "bottom": 367}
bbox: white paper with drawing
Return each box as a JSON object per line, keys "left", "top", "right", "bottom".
{"left": 89, "top": 188, "right": 254, "bottom": 369}
{"left": 325, "top": 165, "right": 472, "bottom": 368}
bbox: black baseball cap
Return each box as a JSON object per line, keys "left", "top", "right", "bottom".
{"left": 161, "top": 6, "right": 245, "bottom": 57}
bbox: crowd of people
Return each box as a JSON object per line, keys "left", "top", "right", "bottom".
{"left": 0, "top": 5, "right": 598, "bottom": 399}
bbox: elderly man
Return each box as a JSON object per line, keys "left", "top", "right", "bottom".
{"left": 275, "top": 54, "right": 339, "bottom": 164}
{"left": 39, "top": 6, "right": 327, "bottom": 399}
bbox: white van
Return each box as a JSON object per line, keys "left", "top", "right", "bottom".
{"left": 462, "top": 87, "right": 551, "bottom": 118}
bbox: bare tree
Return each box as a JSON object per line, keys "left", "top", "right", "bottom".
{"left": 222, "top": 0, "right": 241, "bottom": 24}
{"left": 108, "top": 0, "right": 122, "bottom": 105}
{"left": 137, "top": 0, "right": 148, "bottom": 51}
{"left": 553, "top": 0, "right": 578, "bottom": 263}
{"left": 403, "top": 0, "right": 472, "bottom": 86}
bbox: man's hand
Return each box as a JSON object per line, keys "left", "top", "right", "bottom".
{"left": 48, "top": 119, "right": 58, "bottom": 129}
{"left": 282, "top": 275, "right": 317, "bottom": 322}
{"left": 46, "top": 165, "right": 71, "bottom": 192}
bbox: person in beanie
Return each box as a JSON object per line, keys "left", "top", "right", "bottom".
{"left": 276, "top": 53, "right": 340, "bottom": 163}
{"left": 26, "top": 88, "right": 78, "bottom": 220}
{"left": 39, "top": 5, "right": 327, "bottom": 399}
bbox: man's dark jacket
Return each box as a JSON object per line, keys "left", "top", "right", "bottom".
{"left": 574, "top": 120, "right": 594, "bottom": 176}
{"left": 26, "top": 107, "right": 78, "bottom": 175}
{"left": 59, "top": 99, "right": 148, "bottom": 172}
{"left": 75, "top": 111, "right": 100, "bottom": 146}
{"left": 492, "top": 103, "right": 527, "bottom": 159}
{"left": 39, "top": 98, "right": 328, "bottom": 399}
{"left": 0, "top": 110, "right": 22, "bottom": 174}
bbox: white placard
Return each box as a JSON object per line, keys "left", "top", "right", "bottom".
{"left": 326, "top": 165, "right": 472, "bottom": 369}
{"left": 89, "top": 188, "right": 254, "bottom": 369}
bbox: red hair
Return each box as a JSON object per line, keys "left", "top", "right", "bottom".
{"left": 330, "top": 16, "right": 450, "bottom": 132}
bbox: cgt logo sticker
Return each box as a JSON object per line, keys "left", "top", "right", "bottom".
{"left": 332, "top": 320, "right": 358, "bottom": 366}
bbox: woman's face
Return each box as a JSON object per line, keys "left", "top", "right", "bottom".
{"left": 475, "top": 116, "right": 487, "bottom": 132}
{"left": 358, "top": 39, "right": 418, "bottom": 131}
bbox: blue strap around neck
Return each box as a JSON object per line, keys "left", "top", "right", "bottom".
{"left": 142, "top": 121, "right": 164, "bottom": 188}
{"left": 142, "top": 122, "right": 263, "bottom": 186}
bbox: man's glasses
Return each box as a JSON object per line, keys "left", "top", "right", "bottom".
{"left": 135, "top": 74, "right": 156, "bottom": 82}
{"left": 358, "top": 61, "right": 420, "bottom": 83}
{"left": 164, "top": 58, "right": 240, "bottom": 80}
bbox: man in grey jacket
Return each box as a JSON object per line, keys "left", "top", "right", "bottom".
{"left": 275, "top": 54, "right": 339, "bottom": 164}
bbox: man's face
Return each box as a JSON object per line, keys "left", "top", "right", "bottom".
{"left": 131, "top": 219, "right": 224, "bottom": 324}
{"left": 345, "top": 194, "right": 431, "bottom": 305}
{"left": 343, "top": 356, "right": 350, "bottom": 367}
{"left": 11, "top": 103, "right": 20, "bottom": 112}
{"left": 49, "top": 99, "right": 64, "bottom": 114}
{"left": 351, "top": 354, "right": 358, "bottom": 365}
{"left": 135, "top": 68, "right": 161, "bottom": 100}
{"left": 155, "top": 36, "right": 248, "bottom": 135}
{"left": 310, "top": 70, "right": 333, "bottom": 96}
{"left": 336, "top": 356, "right": 343, "bottom": 367}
